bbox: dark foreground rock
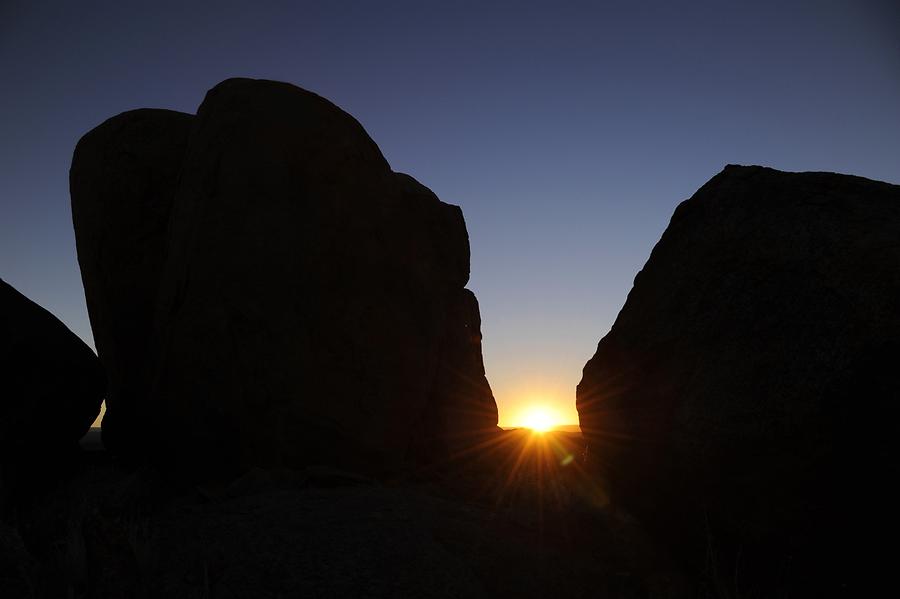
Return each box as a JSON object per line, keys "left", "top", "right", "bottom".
{"left": 577, "top": 165, "right": 900, "bottom": 593}
{"left": 0, "top": 279, "right": 104, "bottom": 508}
{"left": 71, "top": 79, "right": 498, "bottom": 479}
{"left": 70, "top": 109, "right": 193, "bottom": 455}
{"left": 10, "top": 431, "right": 681, "bottom": 599}
{"left": 0, "top": 521, "right": 34, "bottom": 599}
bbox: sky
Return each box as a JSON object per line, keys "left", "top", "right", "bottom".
{"left": 1, "top": 0, "right": 898, "bottom": 427}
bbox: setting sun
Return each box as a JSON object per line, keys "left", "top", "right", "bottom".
{"left": 519, "top": 406, "right": 560, "bottom": 433}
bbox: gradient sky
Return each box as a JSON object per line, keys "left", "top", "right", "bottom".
{"left": 2, "top": 0, "right": 898, "bottom": 426}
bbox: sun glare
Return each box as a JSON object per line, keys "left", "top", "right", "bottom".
{"left": 520, "top": 406, "right": 558, "bottom": 433}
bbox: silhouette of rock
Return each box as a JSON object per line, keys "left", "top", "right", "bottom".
{"left": 577, "top": 165, "right": 900, "bottom": 590}
{"left": 0, "top": 280, "right": 104, "bottom": 496}
{"left": 426, "top": 287, "right": 497, "bottom": 460}
{"left": 70, "top": 109, "right": 193, "bottom": 455}
{"left": 71, "top": 79, "right": 498, "bottom": 478}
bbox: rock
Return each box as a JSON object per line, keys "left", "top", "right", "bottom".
{"left": 0, "top": 279, "right": 104, "bottom": 506}
{"left": 70, "top": 108, "right": 193, "bottom": 455}
{"left": 0, "top": 521, "right": 34, "bottom": 598}
{"left": 576, "top": 165, "right": 900, "bottom": 591}
{"left": 425, "top": 288, "right": 498, "bottom": 460}
{"left": 71, "top": 78, "right": 498, "bottom": 479}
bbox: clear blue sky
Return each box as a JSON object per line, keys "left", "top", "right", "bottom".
{"left": 2, "top": 0, "right": 898, "bottom": 425}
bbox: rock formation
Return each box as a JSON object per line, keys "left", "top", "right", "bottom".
{"left": 0, "top": 279, "right": 104, "bottom": 502}
{"left": 71, "top": 78, "right": 498, "bottom": 479}
{"left": 577, "top": 165, "right": 900, "bottom": 589}
{"left": 70, "top": 109, "right": 193, "bottom": 454}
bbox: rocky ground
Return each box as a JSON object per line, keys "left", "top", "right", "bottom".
{"left": 2, "top": 430, "right": 694, "bottom": 599}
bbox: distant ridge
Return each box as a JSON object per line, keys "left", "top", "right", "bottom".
{"left": 501, "top": 424, "right": 581, "bottom": 433}
{"left": 552, "top": 424, "right": 582, "bottom": 433}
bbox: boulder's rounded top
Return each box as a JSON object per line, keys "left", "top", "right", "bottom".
{"left": 74, "top": 109, "right": 193, "bottom": 152}
{"left": 194, "top": 77, "right": 390, "bottom": 172}
{"left": 718, "top": 163, "right": 899, "bottom": 188}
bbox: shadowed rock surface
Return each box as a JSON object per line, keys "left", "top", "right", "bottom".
{"left": 70, "top": 109, "right": 193, "bottom": 455}
{"left": 0, "top": 279, "right": 104, "bottom": 510}
{"left": 0, "top": 521, "right": 34, "bottom": 598}
{"left": 577, "top": 165, "right": 900, "bottom": 592}
{"left": 0, "top": 280, "right": 105, "bottom": 453}
{"left": 71, "top": 78, "right": 498, "bottom": 479}
{"left": 8, "top": 431, "right": 680, "bottom": 599}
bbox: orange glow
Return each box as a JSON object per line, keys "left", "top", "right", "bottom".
{"left": 518, "top": 405, "right": 560, "bottom": 433}
{"left": 493, "top": 377, "right": 579, "bottom": 431}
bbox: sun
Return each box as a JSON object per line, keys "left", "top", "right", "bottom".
{"left": 520, "top": 406, "right": 558, "bottom": 433}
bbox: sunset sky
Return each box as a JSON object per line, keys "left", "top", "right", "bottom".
{"left": 2, "top": 0, "right": 898, "bottom": 427}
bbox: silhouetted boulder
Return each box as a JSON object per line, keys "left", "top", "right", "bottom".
{"left": 577, "top": 165, "right": 900, "bottom": 592}
{"left": 71, "top": 78, "right": 498, "bottom": 479}
{"left": 70, "top": 109, "right": 193, "bottom": 455}
{"left": 426, "top": 288, "right": 497, "bottom": 460}
{"left": 0, "top": 279, "right": 104, "bottom": 501}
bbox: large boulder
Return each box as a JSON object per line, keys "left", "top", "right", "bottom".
{"left": 577, "top": 166, "right": 900, "bottom": 590}
{"left": 0, "top": 279, "right": 104, "bottom": 504}
{"left": 71, "top": 78, "right": 498, "bottom": 479}
{"left": 70, "top": 109, "right": 193, "bottom": 454}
